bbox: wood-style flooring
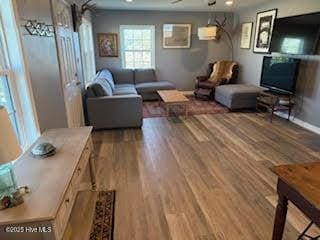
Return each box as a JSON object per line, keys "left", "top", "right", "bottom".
{"left": 92, "top": 113, "right": 320, "bottom": 240}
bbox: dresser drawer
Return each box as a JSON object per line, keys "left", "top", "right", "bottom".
{"left": 72, "top": 137, "right": 92, "bottom": 188}
{"left": 53, "top": 184, "right": 75, "bottom": 239}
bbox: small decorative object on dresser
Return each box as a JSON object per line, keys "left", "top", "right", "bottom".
{"left": 98, "top": 33, "right": 118, "bottom": 57}
{"left": 31, "top": 142, "right": 56, "bottom": 158}
{"left": 163, "top": 24, "right": 191, "bottom": 48}
{"left": 240, "top": 22, "right": 253, "bottom": 49}
{"left": 253, "top": 9, "right": 277, "bottom": 53}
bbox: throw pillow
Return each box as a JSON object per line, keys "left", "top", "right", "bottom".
{"left": 98, "top": 69, "right": 115, "bottom": 90}
{"left": 87, "top": 77, "right": 113, "bottom": 97}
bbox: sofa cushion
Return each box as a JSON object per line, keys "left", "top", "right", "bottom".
{"left": 109, "top": 68, "right": 134, "bottom": 85}
{"left": 216, "top": 84, "right": 263, "bottom": 100}
{"left": 98, "top": 69, "right": 115, "bottom": 90}
{"left": 113, "top": 85, "right": 137, "bottom": 95}
{"left": 115, "top": 84, "right": 135, "bottom": 89}
{"left": 135, "top": 81, "right": 176, "bottom": 94}
{"left": 87, "top": 77, "right": 113, "bottom": 97}
{"left": 134, "top": 69, "right": 156, "bottom": 84}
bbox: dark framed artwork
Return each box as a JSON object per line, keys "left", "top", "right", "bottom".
{"left": 98, "top": 33, "right": 118, "bottom": 57}
{"left": 240, "top": 22, "right": 253, "bottom": 49}
{"left": 253, "top": 9, "right": 277, "bottom": 53}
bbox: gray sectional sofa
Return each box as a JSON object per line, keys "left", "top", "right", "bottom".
{"left": 85, "top": 68, "right": 175, "bottom": 129}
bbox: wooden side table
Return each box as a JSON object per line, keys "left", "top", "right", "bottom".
{"left": 256, "top": 91, "right": 294, "bottom": 123}
{"left": 272, "top": 163, "right": 320, "bottom": 240}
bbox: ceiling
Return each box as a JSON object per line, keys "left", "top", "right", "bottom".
{"left": 88, "top": 0, "right": 269, "bottom": 12}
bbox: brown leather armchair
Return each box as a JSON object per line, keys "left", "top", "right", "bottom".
{"left": 194, "top": 61, "right": 239, "bottom": 99}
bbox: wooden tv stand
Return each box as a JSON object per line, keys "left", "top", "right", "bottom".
{"left": 0, "top": 127, "right": 96, "bottom": 240}
{"left": 256, "top": 91, "right": 294, "bottom": 123}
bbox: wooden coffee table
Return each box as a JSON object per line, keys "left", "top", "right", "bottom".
{"left": 157, "top": 90, "right": 189, "bottom": 117}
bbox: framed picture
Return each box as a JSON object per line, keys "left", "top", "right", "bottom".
{"left": 253, "top": 9, "right": 277, "bottom": 53}
{"left": 163, "top": 24, "right": 191, "bottom": 48}
{"left": 240, "top": 22, "right": 253, "bottom": 49}
{"left": 98, "top": 33, "right": 118, "bottom": 57}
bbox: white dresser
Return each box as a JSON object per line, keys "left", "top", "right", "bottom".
{"left": 0, "top": 127, "right": 96, "bottom": 240}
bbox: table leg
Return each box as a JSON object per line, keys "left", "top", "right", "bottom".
{"left": 272, "top": 194, "right": 288, "bottom": 240}
{"left": 166, "top": 104, "right": 170, "bottom": 117}
{"left": 288, "top": 106, "right": 292, "bottom": 121}
{"left": 270, "top": 105, "right": 275, "bottom": 123}
{"left": 185, "top": 104, "right": 188, "bottom": 117}
{"left": 89, "top": 153, "right": 97, "bottom": 190}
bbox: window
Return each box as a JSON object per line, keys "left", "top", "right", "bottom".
{"left": 0, "top": 17, "right": 21, "bottom": 143}
{"left": 0, "top": 1, "right": 40, "bottom": 148}
{"left": 120, "top": 25, "right": 155, "bottom": 69}
{"left": 0, "top": 72, "right": 21, "bottom": 142}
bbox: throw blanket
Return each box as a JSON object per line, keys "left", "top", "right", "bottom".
{"left": 209, "top": 61, "right": 236, "bottom": 85}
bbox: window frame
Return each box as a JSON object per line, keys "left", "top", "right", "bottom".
{"left": 0, "top": 15, "right": 23, "bottom": 144}
{"left": 120, "top": 25, "right": 156, "bottom": 69}
{"left": 0, "top": 1, "right": 40, "bottom": 149}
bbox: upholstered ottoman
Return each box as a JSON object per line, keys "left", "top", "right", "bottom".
{"left": 215, "top": 84, "right": 264, "bottom": 110}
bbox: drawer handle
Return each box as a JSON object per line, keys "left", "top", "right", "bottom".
{"left": 77, "top": 167, "right": 82, "bottom": 172}
{"left": 65, "top": 198, "right": 70, "bottom": 203}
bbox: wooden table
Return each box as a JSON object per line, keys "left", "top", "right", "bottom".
{"left": 256, "top": 91, "right": 294, "bottom": 123}
{"left": 272, "top": 162, "right": 320, "bottom": 240}
{"left": 157, "top": 90, "right": 189, "bottom": 117}
{"left": 0, "top": 127, "right": 96, "bottom": 240}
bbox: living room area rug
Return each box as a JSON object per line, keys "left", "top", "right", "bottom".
{"left": 143, "top": 96, "right": 230, "bottom": 118}
{"left": 89, "top": 190, "right": 116, "bottom": 240}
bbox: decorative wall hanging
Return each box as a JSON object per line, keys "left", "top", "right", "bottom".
{"left": 240, "top": 22, "right": 253, "bottom": 49}
{"left": 163, "top": 24, "right": 191, "bottom": 49}
{"left": 24, "top": 20, "right": 55, "bottom": 37}
{"left": 253, "top": 9, "right": 277, "bottom": 53}
{"left": 98, "top": 33, "right": 118, "bottom": 57}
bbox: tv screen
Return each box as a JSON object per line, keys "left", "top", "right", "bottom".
{"left": 260, "top": 57, "right": 301, "bottom": 94}
{"left": 270, "top": 12, "right": 320, "bottom": 55}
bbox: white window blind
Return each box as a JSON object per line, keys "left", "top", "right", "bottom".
{"left": 120, "top": 25, "right": 155, "bottom": 69}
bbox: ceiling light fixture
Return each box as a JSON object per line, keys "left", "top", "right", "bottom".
{"left": 126, "top": 0, "right": 133, "bottom": 2}
{"left": 225, "top": 0, "right": 233, "bottom": 5}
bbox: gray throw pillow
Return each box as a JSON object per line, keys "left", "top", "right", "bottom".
{"left": 98, "top": 69, "right": 115, "bottom": 90}
{"left": 134, "top": 69, "right": 156, "bottom": 84}
{"left": 87, "top": 77, "right": 113, "bottom": 97}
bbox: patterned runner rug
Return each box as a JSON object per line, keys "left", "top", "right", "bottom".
{"left": 89, "top": 191, "right": 116, "bottom": 240}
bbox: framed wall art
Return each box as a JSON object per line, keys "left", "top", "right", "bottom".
{"left": 98, "top": 33, "right": 118, "bottom": 57}
{"left": 240, "top": 22, "right": 253, "bottom": 49}
{"left": 253, "top": 9, "right": 277, "bottom": 53}
{"left": 163, "top": 24, "right": 191, "bottom": 49}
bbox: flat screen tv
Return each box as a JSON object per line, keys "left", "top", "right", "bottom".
{"left": 270, "top": 12, "right": 320, "bottom": 55}
{"left": 260, "top": 56, "right": 301, "bottom": 95}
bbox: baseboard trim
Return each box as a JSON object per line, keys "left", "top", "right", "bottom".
{"left": 275, "top": 112, "right": 320, "bottom": 135}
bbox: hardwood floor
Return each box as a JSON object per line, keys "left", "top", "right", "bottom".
{"left": 92, "top": 113, "right": 320, "bottom": 240}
